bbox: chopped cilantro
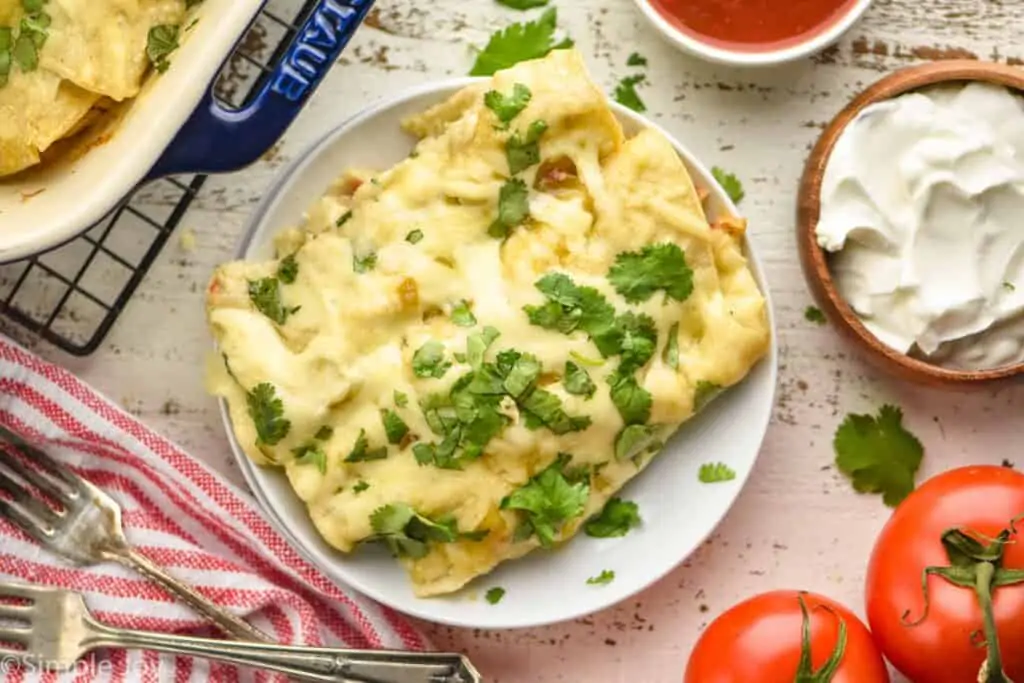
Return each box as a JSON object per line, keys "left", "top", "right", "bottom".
{"left": 608, "top": 371, "right": 652, "bottom": 426}
{"left": 608, "top": 243, "right": 694, "bottom": 304}
{"left": 663, "top": 322, "right": 680, "bottom": 369}
{"left": 584, "top": 497, "right": 641, "bottom": 538}
{"left": 381, "top": 409, "right": 410, "bottom": 445}
{"left": 314, "top": 426, "right": 334, "bottom": 440}
{"left": 394, "top": 390, "right": 409, "bottom": 408}
{"left": 805, "top": 305, "right": 827, "bottom": 325}
{"left": 336, "top": 211, "right": 353, "bottom": 228}
{"left": 248, "top": 277, "right": 298, "bottom": 325}
{"left": 451, "top": 300, "right": 477, "bottom": 327}
{"left": 506, "top": 120, "right": 548, "bottom": 175}
{"left": 277, "top": 254, "right": 298, "bottom": 284}
{"left": 147, "top": 24, "right": 180, "bottom": 73}
{"left": 353, "top": 249, "right": 378, "bottom": 274}
{"left": 406, "top": 229, "right": 424, "bottom": 244}
{"left": 524, "top": 273, "right": 616, "bottom": 339}
{"left": 519, "top": 388, "right": 591, "bottom": 434}
{"left": 563, "top": 361, "right": 595, "bottom": 398}
{"left": 246, "top": 383, "right": 290, "bottom": 446}
{"left": 292, "top": 443, "right": 327, "bottom": 474}
{"left": 502, "top": 458, "right": 589, "bottom": 547}
{"left": 484, "top": 83, "right": 532, "bottom": 127}
{"left": 496, "top": 0, "right": 548, "bottom": 8}
{"left": 413, "top": 340, "right": 452, "bottom": 379}
{"left": 627, "top": 52, "right": 647, "bottom": 67}
{"left": 467, "top": 326, "right": 501, "bottom": 369}
{"left": 614, "top": 74, "right": 646, "bottom": 113}
{"left": 345, "top": 429, "right": 388, "bottom": 462}
{"left": 0, "top": 30, "right": 12, "bottom": 87}
{"left": 608, "top": 312, "right": 658, "bottom": 373}
{"left": 614, "top": 424, "right": 660, "bottom": 461}
{"left": 586, "top": 569, "right": 615, "bottom": 585}
{"left": 694, "top": 381, "right": 722, "bottom": 412}
{"left": 489, "top": 178, "right": 531, "bottom": 238}
{"left": 470, "top": 8, "right": 568, "bottom": 76}
{"left": 711, "top": 167, "right": 745, "bottom": 205}
{"left": 699, "top": 462, "right": 736, "bottom": 483}
{"left": 370, "top": 503, "right": 483, "bottom": 558}
{"left": 353, "top": 480, "right": 370, "bottom": 493}
{"left": 485, "top": 586, "right": 506, "bottom": 604}
{"left": 834, "top": 405, "right": 924, "bottom": 507}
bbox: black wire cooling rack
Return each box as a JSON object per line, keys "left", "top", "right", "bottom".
{"left": 0, "top": 0, "right": 322, "bottom": 356}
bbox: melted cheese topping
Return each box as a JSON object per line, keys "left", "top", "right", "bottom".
{"left": 206, "top": 50, "right": 771, "bottom": 597}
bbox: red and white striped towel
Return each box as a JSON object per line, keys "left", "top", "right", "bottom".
{"left": 0, "top": 336, "right": 427, "bottom": 682}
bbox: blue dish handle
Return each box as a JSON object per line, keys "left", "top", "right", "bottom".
{"left": 147, "top": 0, "right": 375, "bottom": 180}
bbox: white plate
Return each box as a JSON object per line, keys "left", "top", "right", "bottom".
{"left": 223, "top": 79, "right": 779, "bottom": 629}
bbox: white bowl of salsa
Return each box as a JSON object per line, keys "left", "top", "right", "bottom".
{"left": 633, "top": 0, "right": 874, "bottom": 67}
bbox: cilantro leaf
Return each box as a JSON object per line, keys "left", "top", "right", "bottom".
{"left": 246, "top": 383, "right": 291, "bottom": 446}
{"left": 503, "top": 460, "right": 589, "bottom": 547}
{"left": 381, "top": 409, "right": 410, "bottom": 445}
{"left": 611, "top": 312, "right": 658, "bottom": 373}
{"left": 694, "top": 381, "right": 722, "bottom": 412}
{"left": 451, "top": 300, "right": 477, "bottom": 327}
{"left": 489, "top": 179, "right": 531, "bottom": 238}
{"left": 394, "top": 390, "right": 409, "bottom": 408}
{"left": 496, "top": 0, "right": 548, "bottom": 9}
{"left": 470, "top": 8, "right": 564, "bottom": 76}
{"left": 614, "top": 424, "right": 661, "bottom": 461}
{"left": 519, "top": 388, "right": 591, "bottom": 434}
{"left": 345, "top": 429, "right": 388, "bottom": 462}
{"left": 614, "top": 74, "right": 646, "bottom": 113}
{"left": 413, "top": 341, "right": 452, "bottom": 379}
{"left": 406, "top": 229, "right": 424, "bottom": 244}
{"left": 524, "top": 273, "right": 616, "bottom": 340}
{"left": 353, "top": 249, "right": 377, "bottom": 274}
{"left": 277, "top": 254, "right": 298, "bottom": 284}
{"left": 353, "top": 480, "right": 370, "bottom": 493}
{"left": 370, "top": 503, "right": 482, "bottom": 558}
{"left": 711, "top": 167, "right": 745, "bottom": 205}
{"left": 506, "top": 120, "right": 548, "bottom": 175}
{"left": 147, "top": 24, "right": 179, "bottom": 73}
{"left": 467, "top": 326, "right": 501, "bottom": 369}
{"left": 663, "top": 322, "right": 680, "bottom": 369}
{"left": 585, "top": 497, "right": 641, "bottom": 538}
{"left": 586, "top": 569, "right": 615, "bottom": 585}
{"left": 292, "top": 443, "right": 327, "bottom": 474}
{"left": 502, "top": 352, "right": 542, "bottom": 399}
{"left": 484, "top": 83, "right": 531, "bottom": 127}
{"left": 805, "top": 305, "right": 827, "bottom": 325}
{"left": 336, "top": 211, "right": 353, "bottom": 228}
{"left": 608, "top": 243, "right": 694, "bottom": 304}
{"left": 834, "top": 405, "right": 924, "bottom": 507}
{"left": 315, "top": 425, "right": 334, "bottom": 440}
{"left": 563, "top": 361, "right": 595, "bottom": 398}
{"left": 698, "top": 462, "right": 736, "bottom": 483}
{"left": 485, "top": 587, "right": 506, "bottom": 604}
{"left": 627, "top": 52, "right": 647, "bottom": 67}
{"left": 248, "top": 277, "right": 297, "bottom": 325}
{"left": 608, "top": 371, "right": 652, "bottom": 426}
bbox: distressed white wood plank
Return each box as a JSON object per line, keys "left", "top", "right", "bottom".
{"left": 4, "top": 1, "right": 1024, "bottom": 681}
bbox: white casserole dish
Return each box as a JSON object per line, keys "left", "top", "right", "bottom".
{"left": 0, "top": 0, "right": 375, "bottom": 263}
{"left": 220, "top": 79, "right": 779, "bottom": 629}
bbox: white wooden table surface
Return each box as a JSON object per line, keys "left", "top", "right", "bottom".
{"left": 7, "top": 1, "right": 1024, "bottom": 681}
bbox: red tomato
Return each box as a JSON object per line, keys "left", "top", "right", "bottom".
{"left": 684, "top": 590, "right": 890, "bottom": 683}
{"left": 866, "top": 465, "right": 1024, "bottom": 683}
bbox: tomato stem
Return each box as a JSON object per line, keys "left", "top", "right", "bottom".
{"left": 794, "top": 593, "right": 847, "bottom": 683}
{"left": 975, "top": 561, "right": 1014, "bottom": 683}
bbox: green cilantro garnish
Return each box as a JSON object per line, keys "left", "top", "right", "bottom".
{"left": 381, "top": 409, "right": 409, "bottom": 445}
{"left": 563, "top": 361, "right": 595, "bottom": 399}
{"left": 314, "top": 425, "right": 334, "bottom": 440}
{"left": 502, "top": 458, "right": 589, "bottom": 547}
{"left": 663, "top": 322, "right": 680, "bottom": 369}
{"left": 711, "top": 167, "right": 745, "bottom": 205}
{"left": 470, "top": 8, "right": 570, "bottom": 76}
{"left": 246, "top": 383, "right": 291, "bottom": 446}
{"left": 608, "top": 371, "right": 652, "bottom": 426}
{"left": 584, "top": 497, "right": 641, "bottom": 538}
{"left": 496, "top": 0, "right": 548, "bottom": 9}
{"left": 394, "top": 390, "right": 409, "bottom": 408}
{"left": 484, "top": 83, "right": 532, "bottom": 128}
{"left": 694, "top": 380, "right": 722, "bottom": 412}
{"left": 489, "top": 178, "right": 531, "bottom": 239}
{"left": 353, "top": 249, "right": 378, "bottom": 274}
{"left": 627, "top": 52, "right": 647, "bottom": 67}
{"left": 336, "top": 211, "right": 353, "bottom": 228}
{"left": 413, "top": 340, "right": 452, "bottom": 379}
{"left": 506, "top": 120, "right": 548, "bottom": 175}
{"left": 292, "top": 443, "right": 327, "bottom": 474}
{"left": 699, "top": 462, "right": 737, "bottom": 483}
{"left": 608, "top": 311, "right": 658, "bottom": 373}
{"left": 277, "top": 254, "right": 298, "bottom": 284}
{"left": 10, "top": 8, "right": 51, "bottom": 75}
{"left": 467, "top": 326, "right": 501, "bottom": 369}
{"left": 353, "top": 480, "right": 370, "bottom": 493}
{"left": 834, "top": 405, "right": 924, "bottom": 507}
{"left": 586, "top": 569, "right": 615, "bottom": 585}
{"left": 614, "top": 74, "right": 646, "bottom": 113}
{"left": 613, "top": 423, "right": 660, "bottom": 461}
{"left": 805, "top": 305, "right": 827, "bottom": 325}
{"left": 147, "top": 24, "right": 180, "bottom": 73}
{"left": 608, "top": 243, "right": 694, "bottom": 304}
{"left": 451, "top": 300, "right": 477, "bottom": 327}
{"left": 248, "top": 277, "right": 298, "bottom": 325}
{"left": 524, "top": 273, "right": 616, "bottom": 338}
{"left": 370, "top": 503, "right": 484, "bottom": 558}
{"left": 485, "top": 586, "right": 506, "bottom": 604}
{"left": 0, "top": 29, "right": 13, "bottom": 88}
{"left": 406, "top": 229, "right": 424, "bottom": 244}
{"left": 519, "top": 387, "right": 592, "bottom": 434}
{"left": 345, "top": 429, "right": 388, "bottom": 462}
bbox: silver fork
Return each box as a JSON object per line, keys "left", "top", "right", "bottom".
{"left": 0, "top": 582, "right": 480, "bottom": 683}
{"left": 0, "top": 425, "right": 270, "bottom": 642}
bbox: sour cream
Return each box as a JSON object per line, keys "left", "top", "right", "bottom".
{"left": 816, "top": 82, "right": 1024, "bottom": 371}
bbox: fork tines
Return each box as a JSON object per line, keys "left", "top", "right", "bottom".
{"left": 0, "top": 427, "right": 80, "bottom": 541}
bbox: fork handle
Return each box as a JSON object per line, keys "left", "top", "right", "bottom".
{"left": 106, "top": 546, "right": 272, "bottom": 643}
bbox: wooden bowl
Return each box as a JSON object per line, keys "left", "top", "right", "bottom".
{"left": 797, "top": 61, "right": 1024, "bottom": 389}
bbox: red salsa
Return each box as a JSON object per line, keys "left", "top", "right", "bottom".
{"left": 649, "top": 0, "right": 860, "bottom": 52}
